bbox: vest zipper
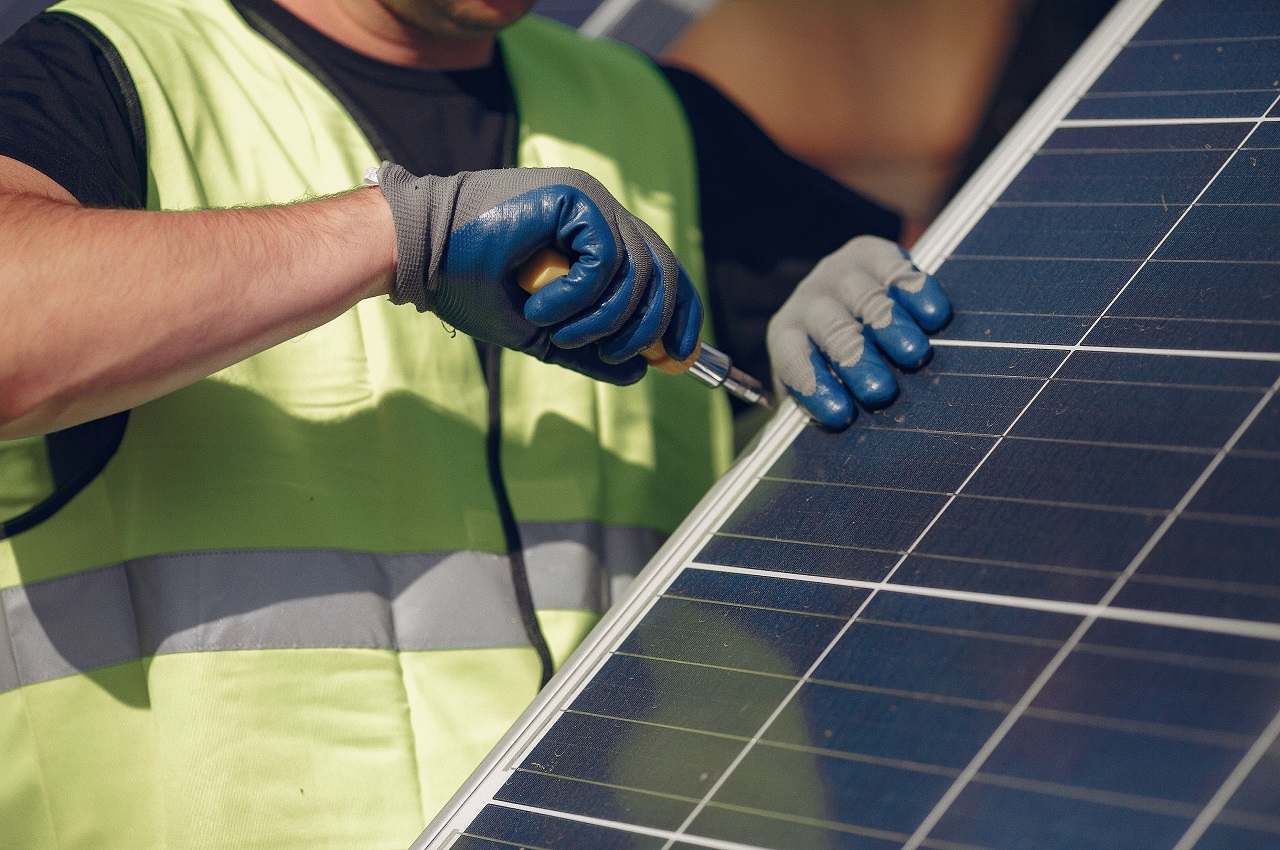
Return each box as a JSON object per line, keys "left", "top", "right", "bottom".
{"left": 237, "top": 10, "right": 556, "bottom": 687}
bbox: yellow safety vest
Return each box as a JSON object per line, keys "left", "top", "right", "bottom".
{"left": 0, "top": 1, "right": 732, "bottom": 847}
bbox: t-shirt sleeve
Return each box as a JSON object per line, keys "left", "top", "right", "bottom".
{"left": 661, "top": 65, "right": 902, "bottom": 396}
{"left": 0, "top": 12, "right": 145, "bottom": 208}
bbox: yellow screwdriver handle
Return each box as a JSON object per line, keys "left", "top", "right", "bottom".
{"left": 517, "top": 247, "right": 701, "bottom": 375}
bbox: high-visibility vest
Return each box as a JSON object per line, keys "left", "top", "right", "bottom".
{"left": 0, "top": 1, "right": 732, "bottom": 846}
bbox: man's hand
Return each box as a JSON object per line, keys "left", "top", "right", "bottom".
{"left": 376, "top": 163, "right": 701, "bottom": 385}
{"left": 767, "top": 235, "right": 951, "bottom": 429}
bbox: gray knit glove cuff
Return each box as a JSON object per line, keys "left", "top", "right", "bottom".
{"left": 374, "top": 162, "right": 463, "bottom": 312}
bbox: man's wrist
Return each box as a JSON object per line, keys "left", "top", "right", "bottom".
{"left": 359, "top": 184, "right": 397, "bottom": 300}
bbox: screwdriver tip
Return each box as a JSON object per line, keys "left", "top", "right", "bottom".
{"left": 722, "top": 366, "right": 772, "bottom": 409}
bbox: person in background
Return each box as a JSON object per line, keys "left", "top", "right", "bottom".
{"left": 666, "top": 0, "right": 1116, "bottom": 238}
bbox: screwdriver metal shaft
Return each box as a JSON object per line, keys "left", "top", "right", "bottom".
{"left": 518, "top": 248, "right": 772, "bottom": 408}
{"left": 685, "top": 343, "right": 771, "bottom": 408}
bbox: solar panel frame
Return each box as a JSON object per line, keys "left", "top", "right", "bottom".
{"left": 409, "top": 0, "right": 1280, "bottom": 846}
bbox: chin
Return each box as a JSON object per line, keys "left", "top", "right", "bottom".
{"left": 444, "top": 0, "right": 537, "bottom": 30}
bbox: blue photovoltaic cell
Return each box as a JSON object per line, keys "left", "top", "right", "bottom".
{"left": 1189, "top": 455, "right": 1280, "bottom": 519}
{"left": 1132, "top": 0, "right": 1280, "bottom": 40}
{"left": 1040, "top": 122, "right": 1251, "bottom": 150}
{"left": 1090, "top": 261, "right": 1280, "bottom": 352}
{"left": 938, "top": 311, "right": 1094, "bottom": 345}
{"left": 696, "top": 534, "right": 898, "bottom": 582}
{"left": 932, "top": 782, "right": 1192, "bottom": 850}
{"left": 910, "top": 494, "right": 1163, "bottom": 574}
{"left": 1070, "top": 91, "right": 1275, "bottom": 120}
{"left": 1201, "top": 147, "right": 1280, "bottom": 203}
{"left": 1071, "top": 34, "right": 1280, "bottom": 119}
{"left": 962, "top": 439, "right": 1205, "bottom": 510}
{"left": 1009, "top": 380, "right": 1264, "bottom": 446}
{"left": 954, "top": 204, "right": 1182, "bottom": 258}
{"left": 1238, "top": 394, "right": 1280, "bottom": 451}
{"left": 571, "top": 653, "right": 796, "bottom": 737}
{"left": 998, "top": 150, "right": 1229, "bottom": 204}
{"left": 442, "top": 3, "right": 1280, "bottom": 849}
{"left": 1247, "top": 121, "right": 1280, "bottom": 148}
{"left": 462, "top": 806, "right": 664, "bottom": 849}
{"left": 985, "top": 716, "right": 1244, "bottom": 802}
{"left": 1158, "top": 205, "right": 1280, "bottom": 262}
{"left": 1054, "top": 350, "right": 1279, "bottom": 386}
{"left": 769, "top": 426, "right": 995, "bottom": 492}
{"left": 1092, "top": 40, "right": 1280, "bottom": 92}
{"left": 1195, "top": 825, "right": 1280, "bottom": 850}
{"left": 937, "top": 257, "right": 1138, "bottom": 315}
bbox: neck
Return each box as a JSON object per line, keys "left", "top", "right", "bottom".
{"left": 272, "top": 0, "right": 496, "bottom": 69}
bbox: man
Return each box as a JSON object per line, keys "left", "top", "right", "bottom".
{"left": 0, "top": 1, "right": 949, "bottom": 847}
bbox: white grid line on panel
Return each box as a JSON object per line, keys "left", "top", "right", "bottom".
{"left": 930, "top": 339, "right": 1280, "bottom": 361}
{"left": 1130, "top": 34, "right": 1280, "bottom": 46}
{"left": 1061, "top": 116, "right": 1280, "bottom": 127}
{"left": 1172, "top": 706, "right": 1280, "bottom": 849}
{"left": 686, "top": 562, "right": 1280, "bottom": 642}
{"left": 949, "top": 256, "right": 1280, "bottom": 263}
{"left": 487, "top": 800, "right": 775, "bottom": 850}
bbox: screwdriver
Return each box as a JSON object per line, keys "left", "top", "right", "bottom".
{"left": 518, "top": 248, "right": 772, "bottom": 408}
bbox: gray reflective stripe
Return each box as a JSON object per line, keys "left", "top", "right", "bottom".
{"left": 0, "top": 598, "right": 21, "bottom": 695}
{"left": 521, "top": 522, "right": 666, "bottom": 610}
{"left": 0, "top": 522, "right": 663, "bottom": 695}
{"left": 5, "top": 565, "right": 142, "bottom": 688}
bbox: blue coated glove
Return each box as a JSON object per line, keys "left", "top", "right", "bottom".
{"left": 766, "top": 236, "right": 951, "bottom": 429}
{"left": 375, "top": 162, "right": 701, "bottom": 385}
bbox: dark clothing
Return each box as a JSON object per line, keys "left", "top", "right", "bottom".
{"left": 0, "top": 0, "right": 899, "bottom": 386}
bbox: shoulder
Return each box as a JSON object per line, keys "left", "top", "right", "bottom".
{"left": 50, "top": 0, "right": 213, "bottom": 27}
{"left": 46, "top": 0, "right": 234, "bottom": 51}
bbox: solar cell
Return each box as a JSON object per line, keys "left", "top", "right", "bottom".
{"left": 412, "top": 0, "right": 1280, "bottom": 847}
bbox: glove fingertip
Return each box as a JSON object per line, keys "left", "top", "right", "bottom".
{"left": 789, "top": 384, "right": 856, "bottom": 430}
{"left": 890, "top": 275, "right": 952, "bottom": 333}
{"left": 787, "top": 350, "right": 856, "bottom": 430}
{"left": 837, "top": 357, "right": 899, "bottom": 410}
{"left": 872, "top": 306, "right": 933, "bottom": 370}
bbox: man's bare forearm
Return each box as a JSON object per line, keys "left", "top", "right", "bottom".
{"left": 0, "top": 185, "right": 395, "bottom": 439}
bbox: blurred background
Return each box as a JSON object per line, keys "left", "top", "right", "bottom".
{"left": 0, "top": 0, "right": 1116, "bottom": 238}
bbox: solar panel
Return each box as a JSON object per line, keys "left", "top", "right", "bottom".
{"left": 411, "top": 0, "right": 1280, "bottom": 847}
{"left": 537, "top": 0, "right": 713, "bottom": 55}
